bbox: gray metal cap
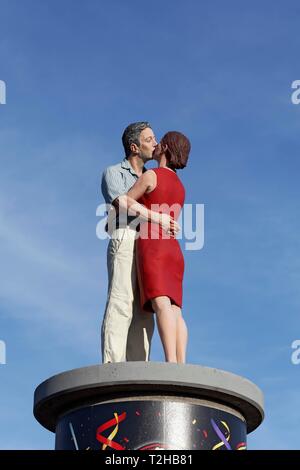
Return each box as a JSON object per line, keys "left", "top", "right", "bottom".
{"left": 34, "top": 362, "right": 264, "bottom": 433}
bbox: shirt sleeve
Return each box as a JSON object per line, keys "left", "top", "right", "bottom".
{"left": 101, "top": 167, "right": 126, "bottom": 205}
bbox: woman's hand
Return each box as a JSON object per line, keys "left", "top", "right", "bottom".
{"left": 159, "top": 213, "right": 180, "bottom": 237}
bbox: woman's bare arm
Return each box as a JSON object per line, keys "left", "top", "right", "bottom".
{"left": 116, "top": 170, "right": 179, "bottom": 234}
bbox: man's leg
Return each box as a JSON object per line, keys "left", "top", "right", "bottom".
{"left": 101, "top": 228, "right": 136, "bottom": 363}
{"left": 126, "top": 251, "right": 155, "bottom": 361}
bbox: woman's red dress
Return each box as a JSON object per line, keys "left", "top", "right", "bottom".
{"left": 136, "top": 167, "right": 185, "bottom": 312}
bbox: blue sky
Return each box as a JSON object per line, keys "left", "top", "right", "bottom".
{"left": 0, "top": 0, "right": 300, "bottom": 449}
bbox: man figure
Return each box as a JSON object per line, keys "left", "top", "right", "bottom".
{"left": 101, "top": 122, "right": 161, "bottom": 363}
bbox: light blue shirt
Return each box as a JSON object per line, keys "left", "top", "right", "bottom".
{"left": 101, "top": 157, "right": 146, "bottom": 227}
{"left": 101, "top": 157, "right": 144, "bottom": 205}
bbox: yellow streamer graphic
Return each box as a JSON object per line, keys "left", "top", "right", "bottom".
{"left": 212, "top": 421, "right": 230, "bottom": 450}
{"left": 102, "top": 412, "right": 120, "bottom": 450}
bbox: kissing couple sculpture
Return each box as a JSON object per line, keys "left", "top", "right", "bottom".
{"left": 101, "top": 122, "right": 191, "bottom": 365}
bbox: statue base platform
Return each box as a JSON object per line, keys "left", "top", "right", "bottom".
{"left": 33, "top": 362, "right": 264, "bottom": 450}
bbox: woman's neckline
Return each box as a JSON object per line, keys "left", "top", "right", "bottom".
{"left": 158, "top": 166, "right": 176, "bottom": 174}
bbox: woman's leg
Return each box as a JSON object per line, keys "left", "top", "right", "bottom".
{"left": 151, "top": 296, "right": 177, "bottom": 363}
{"left": 172, "top": 305, "right": 188, "bottom": 364}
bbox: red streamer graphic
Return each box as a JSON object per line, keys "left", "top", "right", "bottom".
{"left": 96, "top": 412, "right": 127, "bottom": 450}
{"left": 236, "top": 441, "right": 247, "bottom": 450}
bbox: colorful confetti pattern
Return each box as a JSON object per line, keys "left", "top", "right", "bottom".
{"left": 55, "top": 400, "right": 247, "bottom": 450}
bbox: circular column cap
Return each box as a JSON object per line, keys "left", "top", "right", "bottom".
{"left": 34, "top": 362, "right": 264, "bottom": 433}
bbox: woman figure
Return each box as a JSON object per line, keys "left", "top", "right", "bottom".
{"left": 126, "top": 131, "right": 191, "bottom": 363}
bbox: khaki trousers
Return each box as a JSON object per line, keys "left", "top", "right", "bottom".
{"left": 101, "top": 227, "right": 154, "bottom": 363}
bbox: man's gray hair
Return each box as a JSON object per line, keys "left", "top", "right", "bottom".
{"left": 122, "top": 121, "right": 151, "bottom": 157}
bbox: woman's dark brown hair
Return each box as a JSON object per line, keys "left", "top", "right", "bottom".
{"left": 161, "top": 131, "right": 191, "bottom": 170}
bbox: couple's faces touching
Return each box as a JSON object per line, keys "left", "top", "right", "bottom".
{"left": 139, "top": 127, "right": 158, "bottom": 161}
{"left": 131, "top": 127, "right": 158, "bottom": 162}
